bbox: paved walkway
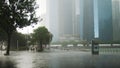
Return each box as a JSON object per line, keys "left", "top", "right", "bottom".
{"left": 49, "top": 51, "right": 120, "bottom": 68}
{"left": 0, "top": 50, "right": 120, "bottom": 68}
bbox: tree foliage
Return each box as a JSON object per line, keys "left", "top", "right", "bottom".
{"left": 11, "top": 32, "right": 27, "bottom": 50}
{"left": 0, "top": 30, "right": 28, "bottom": 50}
{"left": 0, "top": 0, "right": 38, "bottom": 31}
{"left": 31, "top": 27, "right": 53, "bottom": 51}
{"left": 0, "top": 0, "right": 38, "bottom": 55}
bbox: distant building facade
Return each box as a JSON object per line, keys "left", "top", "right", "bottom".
{"left": 79, "top": 0, "right": 94, "bottom": 41}
{"left": 79, "top": 0, "right": 113, "bottom": 42}
{"left": 96, "top": 0, "right": 113, "bottom": 42}
{"left": 47, "top": 0, "right": 81, "bottom": 42}
{"left": 46, "top": 0, "right": 59, "bottom": 42}
{"left": 47, "top": 0, "right": 113, "bottom": 42}
{"left": 112, "top": 0, "right": 120, "bottom": 42}
{"left": 58, "top": 0, "right": 73, "bottom": 41}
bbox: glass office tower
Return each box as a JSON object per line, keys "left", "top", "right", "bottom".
{"left": 112, "top": 0, "right": 120, "bottom": 42}
{"left": 96, "top": 0, "right": 113, "bottom": 42}
{"left": 80, "top": 0, "right": 94, "bottom": 41}
{"left": 79, "top": 0, "right": 113, "bottom": 42}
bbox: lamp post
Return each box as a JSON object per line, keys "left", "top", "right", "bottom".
{"left": 17, "top": 40, "right": 19, "bottom": 50}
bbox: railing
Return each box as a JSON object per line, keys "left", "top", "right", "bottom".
{"left": 99, "top": 45, "right": 120, "bottom": 54}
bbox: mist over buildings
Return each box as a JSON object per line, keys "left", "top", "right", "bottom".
{"left": 45, "top": 0, "right": 120, "bottom": 43}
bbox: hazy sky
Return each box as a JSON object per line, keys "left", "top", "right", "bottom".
{"left": 17, "top": 0, "right": 46, "bottom": 34}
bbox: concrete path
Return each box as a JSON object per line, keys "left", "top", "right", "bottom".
{"left": 0, "top": 50, "right": 120, "bottom": 68}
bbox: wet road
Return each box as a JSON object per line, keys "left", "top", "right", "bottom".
{"left": 0, "top": 49, "right": 120, "bottom": 68}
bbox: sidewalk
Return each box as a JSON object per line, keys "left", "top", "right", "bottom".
{"left": 0, "top": 50, "right": 120, "bottom": 68}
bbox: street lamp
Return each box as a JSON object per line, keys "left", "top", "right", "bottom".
{"left": 17, "top": 40, "right": 19, "bottom": 50}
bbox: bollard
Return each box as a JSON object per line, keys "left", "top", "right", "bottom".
{"left": 91, "top": 40, "right": 99, "bottom": 55}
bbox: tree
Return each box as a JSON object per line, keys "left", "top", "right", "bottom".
{"left": 0, "top": 0, "right": 38, "bottom": 55}
{"left": 0, "top": 28, "right": 7, "bottom": 41}
{"left": 0, "top": 30, "right": 27, "bottom": 50}
{"left": 31, "top": 27, "right": 53, "bottom": 51}
{"left": 10, "top": 32, "right": 27, "bottom": 50}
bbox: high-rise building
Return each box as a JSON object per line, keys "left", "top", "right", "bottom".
{"left": 96, "top": 0, "right": 113, "bottom": 42}
{"left": 74, "top": 0, "right": 81, "bottom": 41}
{"left": 47, "top": 0, "right": 81, "bottom": 42}
{"left": 79, "top": 0, "right": 94, "bottom": 41}
{"left": 47, "top": 0, "right": 113, "bottom": 42}
{"left": 79, "top": 0, "right": 113, "bottom": 42}
{"left": 112, "top": 0, "right": 120, "bottom": 42}
{"left": 46, "top": 0, "right": 59, "bottom": 42}
{"left": 58, "top": 0, "right": 73, "bottom": 41}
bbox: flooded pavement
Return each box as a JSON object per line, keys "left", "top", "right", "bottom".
{"left": 0, "top": 51, "right": 49, "bottom": 68}
{"left": 49, "top": 51, "right": 120, "bottom": 68}
{"left": 0, "top": 49, "right": 120, "bottom": 68}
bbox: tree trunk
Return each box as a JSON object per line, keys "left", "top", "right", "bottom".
{"left": 39, "top": 42, "right": 43, "bottom": 52}
{"left": 40, "top": 43, "right": 43, "bottom": 51}
{"left": 4, "top": 33, "right": 11, "bottom": 55}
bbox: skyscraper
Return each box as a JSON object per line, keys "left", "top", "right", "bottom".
{"left": 79, "top": 0, "right": 113, "bottom": 42}
{"left": 47, "top": 0, "right": 81, "bottom": 42}
{"left": 80, "top": 0, "right": 94, "bottom": 41}
{"left": 58, "top": 0, "right": 73, "bottom": 41}
{"left": 74, "top": 0, "right": 81, "bottom": 41}
{"left": 96, "top": 0, "right": 113, "bottom": 41}
{"left": 46, "top": 0, "right": 59, "bottom": 42}
{"left": 47, "top": 0, "right": 113, "bottom": 42}
{"left": 112, "top": 0, "right": 120, "bottom": 42}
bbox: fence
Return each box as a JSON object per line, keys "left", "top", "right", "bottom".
{"left": 99, "top": 44, "right": 120, "bottom": 54}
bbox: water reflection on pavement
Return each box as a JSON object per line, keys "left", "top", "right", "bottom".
{"left": 14, "top": 51, "right": 49, "bottom": 68}
{"left": 0, "top": 57, "right": 16, "bottom": 68}
{"left": 0, "top": 51, "right": 49, "bottom": 68}
{"left": 0, "top": 49, "right": 120, "bottom": 68}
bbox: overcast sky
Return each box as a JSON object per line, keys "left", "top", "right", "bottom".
{"left": 17, "top": 0, "right": 46, "bottom": 34}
